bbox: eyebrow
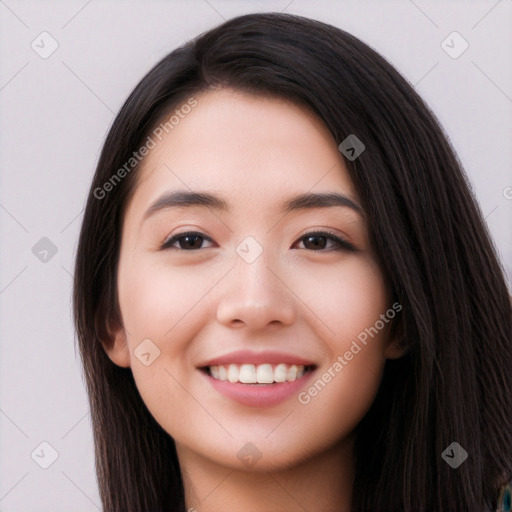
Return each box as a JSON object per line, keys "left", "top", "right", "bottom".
{"left": 143, "top": 190, "right": 364, "bottom": 221}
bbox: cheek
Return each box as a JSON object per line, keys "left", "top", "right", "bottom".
{"left": 290, "top": 255, "right": 389, "bottom": 343}
{"left": 116, "top": 257, "right": 218, "bottom": 427}
{"left": 299, "top": 353, "right": 385, "bottom": 447}
{"left": 292, "top": 257, "right": 390, "bottom": 427}
{"left": 117, "top": 258, "right": 217, "bottom": 341}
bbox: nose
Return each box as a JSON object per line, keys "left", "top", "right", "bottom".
{"left": 215, "top": 249, "right": 296, "bottom": 330}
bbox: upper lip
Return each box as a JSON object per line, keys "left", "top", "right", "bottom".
{"left": 197, "top": 350, "right": 316, "bottom": 368}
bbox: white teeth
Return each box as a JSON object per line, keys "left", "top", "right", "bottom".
{"left": 207, "top": 363, "right": 308, "bottom": 384}
{"left": 239, "top": 364, "right": 257, "bottom": 383}
{"left": 274, "top": 363, "right": 288, "bottom": 383}
{"left": 228, "top": 364, "right": 239, "bottom": 383}
{"left": 286, "top": 365, "right": 297, "bottom": 382}
{"left": 256, "top": 364, "right": 274, "bottom": 384}
{"left": 218, "top": 365, "right": 227, "bottom": 381}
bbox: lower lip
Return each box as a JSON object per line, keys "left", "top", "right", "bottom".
{"left": 200, "top": 369, "right": 316, "bottom": 408}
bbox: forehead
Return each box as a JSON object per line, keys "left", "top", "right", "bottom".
{"left": 126, "top": 88, "right": 358, "bottom": 219}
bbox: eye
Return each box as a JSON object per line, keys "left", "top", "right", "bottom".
{"left": 161, "top": 231, "right": 215, "bottom": 250}
{"left": 294, "top": 231, "right": 356, "bottom": 252}
{"left": 161, "top": 230, "right": 356, "bottom": 252}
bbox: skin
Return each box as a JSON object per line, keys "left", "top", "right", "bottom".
{"left": 106, "top": 88, "right": 406, "bottom": 512}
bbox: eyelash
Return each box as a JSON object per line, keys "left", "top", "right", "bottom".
{"left": 161, "top": 230, "right": 356, "bottom": 252}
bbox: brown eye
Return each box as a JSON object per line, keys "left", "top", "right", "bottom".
{"left": 162, "top": 231, "right": 214, "bottom": 250}
{"left": 295, "top": 231, "right": 356, "bottom": 252}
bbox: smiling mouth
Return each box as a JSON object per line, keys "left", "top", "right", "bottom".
{"left": 200, "top": 363, "right": 316, "bottom": 384}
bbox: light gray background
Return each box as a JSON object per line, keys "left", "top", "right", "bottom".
{"left": 1, "top": 1, "right": 511, "bottom": 510}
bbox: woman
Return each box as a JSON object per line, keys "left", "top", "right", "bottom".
{"left": 73, "top": 12, "right": 511, "bottom": 512}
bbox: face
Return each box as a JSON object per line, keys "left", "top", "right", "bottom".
{"left": 106, "top": 88, "right": 404, "bottom": 472}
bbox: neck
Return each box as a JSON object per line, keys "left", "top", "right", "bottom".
{"left": 176, "top": 436, "right": 355, "bottom": 512}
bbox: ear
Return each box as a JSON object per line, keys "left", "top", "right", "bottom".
{"left": 384, "top": 320, "right": 409, "bottom": 360}
{"left": 102, "top": 317, "right": 131, "bottom": 368}
{"left": 384, "top": 337, "right": 409, "bottom": 359}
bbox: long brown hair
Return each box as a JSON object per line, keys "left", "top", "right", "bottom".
{"left": 73, "top": 12, "right": 512, "bottom": 511}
